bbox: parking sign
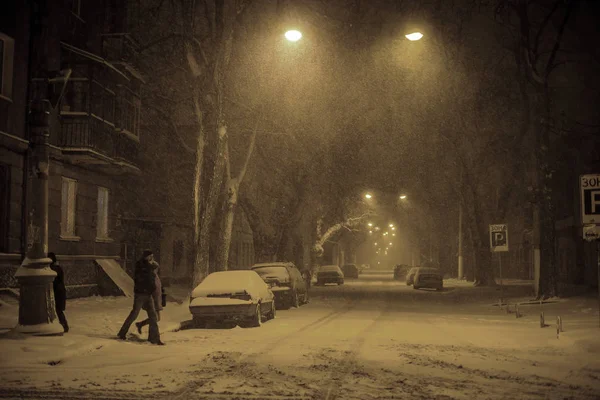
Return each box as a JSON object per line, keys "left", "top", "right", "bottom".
{"left": 489, "top": 224, "right": 508, "bottom": 252}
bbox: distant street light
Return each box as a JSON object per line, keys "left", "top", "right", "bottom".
{"left": 392, "top": 233, "right": 396, "bottom": 236}
{"left": 391, "top": 227, "right": 396, "bottom": 230}
{"left": 399, "top": 194, "right": 407, "bottom": 200}
{"left": 405, "top": 32, "right": 423, "bottom": 41}
{"left": 368, "top": 222, "right": 373, "bottom": 227}
{"left": 285, "top": 30, "right": 302, "bottom": 42}
{"left": 389, "top": 242, "right": 393, "bottom": 246}
{"left": 365, "top": 193, "right": 373, "bottom": 199}
{"left": 389, "top": 223, "right": 394, "bottom": 228}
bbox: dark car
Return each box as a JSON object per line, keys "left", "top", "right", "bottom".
{"left": 393, "top": 264, "right": 412, "bottom": 280}
{"left": 341, "top": 264, "right": 359, "bottom": 279}
{"left": 315, "top": 265, "right": 344, "bottom": 285}
{"left": 406, "top": 267, "right": 419, "bottom": 286}
{"left": 413, "top": 267, "right": 444, "bottom": 291}
{"left": 251, "top": 262, "right": 308, "bottom": 309}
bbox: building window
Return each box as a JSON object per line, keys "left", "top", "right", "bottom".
{"left": 119, "top": 85, "right": 140, "bottom": 137}
{"left": 61, "top": 177, "right": 78, "bottom": 238}
{"left": 70, "top": 0, "right": 81, "bottom": 16}
{"left": 91, "top": 80, "right": 115, "bottom": 124}
{"left": 96, "top": 186, "right": 109, "bottom": 239}
{"left": 0, "top": 164, "right": 9, "bottom": 252}
{"left": 60, "top": 78, "right": 89, "bottom": 113}
{"left": 0, "top": 33, "right": 15, "bottom": 101}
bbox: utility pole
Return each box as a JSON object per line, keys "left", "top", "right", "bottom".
{"left": 14, "top": 98, "right": 63, "bottom": 336}
{"left": 458, "top": 200, "right": 464, "bottom": 280}
{"left": 13, "top": 0, "right": 65, "bottom": 335}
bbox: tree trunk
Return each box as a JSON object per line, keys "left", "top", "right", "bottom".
{"left": 192, "top": 125, "right": 228, "bottom": 287}
{"left": 215, "top": 178, "right": 238, "bottom": 271}
{"left": 536, "top": 88, "right": 558, "bottom": 298}
{"left": 192, "top": 123, "right": 206, "bottom": 287}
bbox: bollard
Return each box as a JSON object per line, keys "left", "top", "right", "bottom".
{"left": 506, "top": 303, "right": 512, "bottom": 314}
{"left": 557, "top": 316, "right": 563, "bottom": 333}
{"left": 515, "top": 304, "right": 521, "bottom": 318}
{"left": 540, "top": 311, "right": 546, "bottom": 328}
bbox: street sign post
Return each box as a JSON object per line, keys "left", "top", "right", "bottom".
{"left": 490, "top": 224, "right": 508, "bottom": 306}
{"left": 580, "top": 174, "right": 600, "bottom": 328}
{"left": 489, "top": 224, "right": 509, "bottom": 252}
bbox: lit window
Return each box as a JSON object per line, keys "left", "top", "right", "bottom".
{"left": 0, "top": 33, "right": 15, "bottom": 101}
{"left": 61, "top": 177, "right": 78, "bottom": 237}
{"left": 97, "top": 187, "right": 109, "bottom": 239}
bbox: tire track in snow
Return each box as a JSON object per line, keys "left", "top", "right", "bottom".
{"left": 170, "top": 299, "right": 361, "bottom": 400}
{"left": 318, "top": 301, "right": 391, "bottom": 400}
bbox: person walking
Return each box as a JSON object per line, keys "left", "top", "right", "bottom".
{"left": 117, "top": 250, "right": 164, "bottom": 345}
{"left": 135, "top": 259, "right": 163, "bottom": 335}
{"left": 48, "top": 252, "right": 69, "bottom": 332}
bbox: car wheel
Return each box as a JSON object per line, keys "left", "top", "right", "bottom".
{"left": 291, "top": 290, "right": 300, "bottom": 308}
{"left": 247, "top": 304, "right": 262, "bottom": 327}
{"left": 338, "top": 280, "right": 344, "bottom": 285}
{"left": 436, "top": 286, "right": 443, "bottom": 292}
{"left": 266, "top": 301, "right": 276, "bottom": 320}
{"left": 193, "top": 316, "right": 207, "bottom": 329}
{"left": 413, "top": 285, "right": 419, "bottom": 290}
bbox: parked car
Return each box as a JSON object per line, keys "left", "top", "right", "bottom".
{"left": 189, "top": 270, "right": 275, "bottom": 328}
{"left": 413, "top": 267, "right": 444, "bottom": 291}
{"left": 405, "top": 267, "right": 419, "bottom": 286}
{"left": 341, "top": 264, "right": 359, "bottom": 278}
{"left": 251, "top": 262, "right": 308, "bottom": 309}
{"left": 315, "top": 265, "right": 344, "bottom": 285}
{"left": 393, "top": 264, "right": 412, "bottom": 280}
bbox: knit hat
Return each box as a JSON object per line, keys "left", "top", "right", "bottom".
{"left": 142, "top": 249, "right": 153, "bottom": 258}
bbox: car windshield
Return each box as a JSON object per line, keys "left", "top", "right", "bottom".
{"left": 252, "top": 266, "right": 289, "bottom": 279}
{"left": 418, "top": 268, "right": 439, "bottom": 274}
{"left": 319, "top": 265, "right": 339, "bottom": 272}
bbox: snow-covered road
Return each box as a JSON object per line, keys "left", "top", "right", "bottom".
{"left": 1, "top": 272, "right": 599, "bottom": 399}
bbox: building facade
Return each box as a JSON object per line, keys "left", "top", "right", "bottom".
{"left": 1, "top": 0, "right": 143, "bottom": 296}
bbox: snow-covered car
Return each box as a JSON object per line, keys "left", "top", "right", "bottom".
{"left": 413, "top": 267, "right": 443, "bottom": 291}
{"left": 405, "top": 267, "right": 418, "bottom": 286}
{"left": 189, "top": 270, "right": 276, "bottom": 328}
{"left": 315, "top": 265, "right": 344, "bottom": 285}
{"left": 251, "top": 263, "right": 308, "bottom": 309}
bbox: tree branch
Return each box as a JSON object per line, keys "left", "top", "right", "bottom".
{"left": 544, "top": 1, "right": 574, "bottom": 79}
{"left": 237, "top": 106, "right": 263, "bottom": 184}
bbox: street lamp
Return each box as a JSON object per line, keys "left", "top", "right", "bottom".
{"left": 365, "top": 193, "right": 373, "bottom": 199}
{"left": 399, "top": 194, "right": 407, "bottom": 200}
{"left": 405, "top": 32, "right": 423, "bottom": 41}
{"left": 285, "top": 30, "right": 302, "bottom": 42}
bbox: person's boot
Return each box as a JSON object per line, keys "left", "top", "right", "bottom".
{"left": 135, "top": 322, "right": 143, "bottom": 335}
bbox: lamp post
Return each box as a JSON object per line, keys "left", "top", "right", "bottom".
{"left": 14, "top": 98, "right": 63, "bottom": 336}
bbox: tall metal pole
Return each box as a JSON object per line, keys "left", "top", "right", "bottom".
{"left": 14, "top": 99, "right": 62, "bottom": 335}
{"left": 499, "top": 253, "right": 504, "bottom": 305}
{"left": 458, "top": 201, "right": 464, "bottom": 280}
{"left": 597, "top": 239, "right": 600, "bottom": 329}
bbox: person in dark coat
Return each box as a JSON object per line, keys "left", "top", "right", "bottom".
{"left": 48, "top": 252, "right": 69, "bottom": 332}
{"left": 135, "top": 259, "right": 163, "bottom": 334}
{"left": 117, "top": 250, "right": 164, "bottom": 345}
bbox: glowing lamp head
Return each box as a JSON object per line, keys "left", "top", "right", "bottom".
{"left": 405, "top": 32, "right": 423, "bottom": 41}
{"left": 285, "top": 30, "right": 302, "bottom": 42}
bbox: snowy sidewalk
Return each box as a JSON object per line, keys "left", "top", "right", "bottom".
{"left": 0, "top": 291, "right": 192, "bottom": 368}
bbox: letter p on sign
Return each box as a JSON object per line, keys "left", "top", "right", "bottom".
{"left": 490, "top": 224, "right": 509, "bottom": 252}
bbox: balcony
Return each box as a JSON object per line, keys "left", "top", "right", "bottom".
{"left": 59, "top": 113, "right": 140, "bottom": 175}
{"left": 53, "top": 42, "right": 142, "bottom": 175}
